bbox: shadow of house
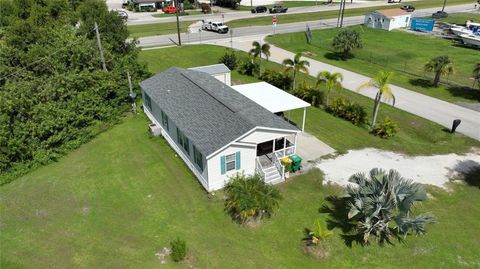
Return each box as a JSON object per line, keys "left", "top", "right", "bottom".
{"left": 453, "top": 160, "right": 480, "bottom": 188}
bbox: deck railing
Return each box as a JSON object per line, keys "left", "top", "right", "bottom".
{"left": 272, "top": 153, "right": 285, "bottom": 181}
{"left": 255, "top": 157, "right": 266, "bottom": 179}
{"left": 274, "top": 145, "right": 295, "bottom": 159}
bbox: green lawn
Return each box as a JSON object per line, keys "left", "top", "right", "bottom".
{"left": 436, "top": 12, "right": 480, "bottom": 24}
{"left": 139, "top": 44, "right": 479, "bottom": 155}
{"left": 227, "top": 0, "right": 474, "bottom": 28}
{"left": 128, "top": 21, "right": 194, "bottom": 38}
{"left": 266, "top": 25, "right": 480, "bottom": 103}
{"left": 1, "top": 113, "right": 479, "bottom": 268}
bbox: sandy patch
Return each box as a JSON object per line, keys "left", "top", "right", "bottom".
{"left": 316, "top": 148, "right": 480, "bottom": 189}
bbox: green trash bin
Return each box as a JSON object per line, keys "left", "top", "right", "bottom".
{"left": 289, "top": 155, "right": 302, "bottom": 172}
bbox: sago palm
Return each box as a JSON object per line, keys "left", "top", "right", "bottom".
{"left": 282, "top": 52, "right": 310, "bottom": 92}
{"left": 358, "top": 71, "right": 395, "bottom": 128}
{"left": 473, "top": 63, "right": 480, "bottom": 89}
{"left": 344, "top": 168, "right": 435, "bottom": 244}
{"left": 249, "top": 41, "right": 271, "bottom": 72}
{"left": 424, "top": 55, "right": 454, "bottom": 87}
{"left": 316, "top": 71, "right": 343, "bottom": 107}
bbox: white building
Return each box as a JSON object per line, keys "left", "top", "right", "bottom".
{"left": 140, "top": 66, "right": 310, "bottom": 191}
{"left": 189, "top": 64, "right": 231, "bottom": 86}
{"left": 364, "top": 9, "right": 411, "bottom": 31}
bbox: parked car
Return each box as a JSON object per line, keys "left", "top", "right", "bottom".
{"left": 122, "top": 0, "right": 129, "bottom": 8}
{"left": 201, "top": 21, "right": 229, "bottom": 33}
{"left": 432, "top": 10, "right": 448, "bottom": 19}
{"left": 116, "top": 10, "right": 128, "bottom": 21}
{"left": 269, "top": 5, "right": 288, "bottom": 13}
{"left": 400, "top": 5, "right": 415, "bottom": 12}
{"left": 387, "top": 0, "right": 402, "bottom": 3}
{"left": 162, "top": 5, "right": 177, "bottom": 14}
{"left": 251, "top": 6, "right": 267, "bottom": 13}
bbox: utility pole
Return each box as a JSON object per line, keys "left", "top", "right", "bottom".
{"left": 441, "top": 0, "right": 447, "bottom": 12}
{"left": 230, "top": 29, "right": 233, "bottom": 49}
{"left": 94, "top": 22, "right": 107, "bottom": 71}
{"left": 127, "top": 71, "right": 137, "bottom": 114}
{"left": 175, "top": 0, "right": 182, "bottom": 46}
{"left": 340, "top": 0, "right": 346, "bottom": 28}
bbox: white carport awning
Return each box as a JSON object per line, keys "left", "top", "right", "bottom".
{"left": 232, "top": 82, "right": 310, "bottom": 113}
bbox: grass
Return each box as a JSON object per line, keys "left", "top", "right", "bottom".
{"left": 227, "top": 0, "right": 474, "bottom": 28}
{"left": 266, "top": 25, "right": 480, "bottom": 103}
{"left": 128, "top": 21, "right": 195, "bottom": 38}
{"left": 1, "top": 112, "right": 479, "bottom": 268}
{"left": 139, "top": 44, "right": 479, "bottom": 155}
{"left": 436, "top": 12, "right": 480, "bottom": 24}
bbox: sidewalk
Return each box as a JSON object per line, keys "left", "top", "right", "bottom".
{"left": 209, "top": 36, "right": 480, "bottom": 141}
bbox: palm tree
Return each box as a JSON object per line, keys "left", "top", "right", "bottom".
{"left": 345, "top": 168, "right": 435, "bottom": 244}
{"left": 282, "top": 52, "right": 310, "bottom": 91}
{"left": 249, "top": 41, "right": 271, "bottom": 72}
{"left": 316, "top": 71, "right": 343, "bottom": 107}
{"left": 424, "top": 55, "right": 454, "bottom": 87}
{"left": 358, "top": 71, "right": 395, "bottom": 128}
{"left": 224, "top": 173, "right": 282, "bottom": 225}
{"left": 473, "top": 63, "right": 480, "bottom": 89}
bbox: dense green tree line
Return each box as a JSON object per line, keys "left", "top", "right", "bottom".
{"left": 0, "top": 0, "right": 149, "bottom": 183}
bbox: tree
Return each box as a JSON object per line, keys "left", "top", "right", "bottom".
{"left": 358, "top": 71, "right": 395, "bottom": 128}
{"left": 345, "top": 168, "right": 435, "bottom": 244}
{"left": 224, "top": 173, "right": 282, "bottom": 225}
{"left": 249, "top": 41, "right": 270, "bottom": 72}
{"left": 282, "top": 52, "right": 310, "bottom": 92}
{"left": 316, "top": 71, "right": 343, "bottom": 107}
{"left": 332, "top": 29, "right": 362, "bottom": 59}
{"left": 424, "top": 55, "right": 454, "bottom": 87}
{"left": 218, "top": 49, "right": 238, "bottom": 70}
{"left": 472, "top": 63, "right": 480, "bottom": 89}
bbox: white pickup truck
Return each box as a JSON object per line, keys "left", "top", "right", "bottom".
{"left": 201, "top": 21, "right": 229, "bottom": 34}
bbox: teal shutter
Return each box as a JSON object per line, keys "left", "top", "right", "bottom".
{"left": 220, "top": 156, "right": 226, "bottom": 175}
{"left": 235, "top": 151, "right": 241, "bottom": 170}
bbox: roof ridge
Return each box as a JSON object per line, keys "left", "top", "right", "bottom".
{"left": 179, "top": 69, "right": 237, "bottom": 113}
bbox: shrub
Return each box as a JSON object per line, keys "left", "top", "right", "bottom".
{"left": 258, "top": 69, "right": 292, "bottom": 91}
{"left": 200, "top": 3, "right": 211, "bottom": 13}
{"left": 303, "top": 219, "right": 333, "bottom": 246}
{"left": 371, "top": 117, "right": 398, "bottom": 138}
{"left": 294, "top": 82, "right": 323, "bottom": 107}
{"left": 332, "top": 29, "right": 362, "bottom": 59}
{"left": 345, "top": 168, "right": 435, "bottom": 244}
{"left": 183, "top": 0, "right": 194, "bottom": 10}
{"left": 224, "top": 173, "right": 282, "bottom": 225}
{"left": 218, "top": 49, "right": 237, "bottom": 70}
{"left": 170, "top": 237, "right": 187, "bottom": 262}
{"left": 326, "top": 97, "right": 366, "bottom": 125}
{"left": 237, "top": 59, "right": 259, "bottom": 76}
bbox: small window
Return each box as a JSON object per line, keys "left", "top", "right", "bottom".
{"left": 225, "top": 153, "right": 236, "bottom": 172}
{"left": 144, "top": 93, "right": 151, "bottom": 110}
{"left": 161, "top": 111, "right": 169, "bottom": 131}
{"left": 177, "top": 128, "right": 190, "bottom": 155}
{"left": 193, "top": 145, "right": 204, "bottom": 171}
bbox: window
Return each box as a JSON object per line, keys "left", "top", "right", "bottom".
{"left": 161, "top": 111, "right": 169, "bottom": 131}
{"left": 177, "top": 128, "right": 190, "bottom": 155}
{"left": 221, "top": 152, "right": 240, "bottom": 175}
{"left": 225, "top": 153, "right": 236, "bottom": 172}
{"left": 144, "top": 93, "right": 151, "bottom": 110}
{"left": 193, "top": 145, "right": 204, "bottom": 171}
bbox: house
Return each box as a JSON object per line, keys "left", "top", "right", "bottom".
{"left": 189, "top": 64, "right": 231, "bottom": 86}
{"left": 364, "top": 9, "right": 411, "bottom": 31}
{"left": 130, "top": 0, "right": 173, "bottom": 10}
{"left": 140, "top": 67, "right": 310, "bottom": 191}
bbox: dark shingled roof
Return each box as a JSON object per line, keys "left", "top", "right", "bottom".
{"left": 140, "top": 67, "right": 298, "bottom": 156}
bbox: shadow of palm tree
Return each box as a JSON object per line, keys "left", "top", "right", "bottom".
{"left": 453, "top": 160, "right": 480, "bottom": 188}
{"left": 319, "top": 195, "right": 366, "bottom": 247}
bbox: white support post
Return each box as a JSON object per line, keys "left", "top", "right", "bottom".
{"left": 294, "top": 133, "right": 298, "bottom": 154}
{"left": 301, "top": 107, "right": 306, "bottom": 131}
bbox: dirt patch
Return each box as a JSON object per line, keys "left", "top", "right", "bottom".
{"left": 316, "top": 148, "right": 480, "bottom": 189}
{"left": 302, "top": 244, "right": 330, "bottom": 260}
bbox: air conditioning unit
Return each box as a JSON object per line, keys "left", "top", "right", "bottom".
{"left": 149, "top": 123, "right": 162, "bottom": 136}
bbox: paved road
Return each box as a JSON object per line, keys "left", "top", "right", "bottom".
{"left": 123, "top": 0, "right": 414, "bottom": 25}
{"left": 137, "top": 4, "right": 475, "bottom": 47}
